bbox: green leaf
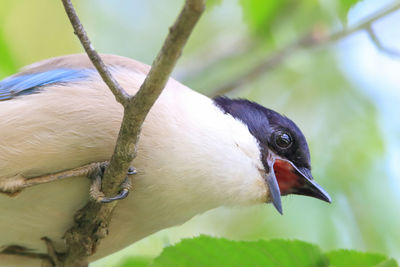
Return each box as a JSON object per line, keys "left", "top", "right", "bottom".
{"left": 0, "top": 29, "right": 18, "bottom": 78}
{"left": 118, "top": 257, "right": 153, "bottom": 267}
{"left": 206, "top": 0, "right": 223, "bottom": 8}
{"left": 151, "top": 236, "right": 328, "bottom": 267}
{"left": 338, "top": 0, "right": 360, "bottom": 23}
{"left": 239, "top": 0, "right": 286, "bottom": 37}
{"left": 376, "top": 259, "right": 399, "bottom": 267}
{"left": 237, "top": 0, "right": 328, "bottom": 39}
{"left": 125, "top": 237, "right": 398, "bottom": 267}
{"left": 326, "top": 249, "right": 398, "bottom": 267}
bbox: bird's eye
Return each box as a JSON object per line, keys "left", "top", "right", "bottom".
{"left": 275, "top": 132, "right": 292, "bottom": 149}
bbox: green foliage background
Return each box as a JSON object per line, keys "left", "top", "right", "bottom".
{"left": 0, "top": 0, "right": 399, "bottom": 266}
{"left": 149, "top": 236, "right": 397, "bottom": 267}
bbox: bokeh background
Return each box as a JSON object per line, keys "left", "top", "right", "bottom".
{"left": 1, "top": 0, "right": 399, "bottom": 266}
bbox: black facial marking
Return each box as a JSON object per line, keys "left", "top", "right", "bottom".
{"left": 213, "top": 97, "right": 311, "bottom": 169}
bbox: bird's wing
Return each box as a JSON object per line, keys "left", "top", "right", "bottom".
{"left": 0, "top": 53, "right": 151, "bottom": 101}
{"left": 0, "top": 69, "right": 95, "bottom": 101}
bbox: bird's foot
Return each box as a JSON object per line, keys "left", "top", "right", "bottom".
{"left": 89, "top": 163, "right": 136, "bottom": 203}
{"left": 41, "top": 237, "right": 65, "bottom": 266}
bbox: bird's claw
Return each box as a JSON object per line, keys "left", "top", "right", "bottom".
{"left": 89, "top": 165, "right": 136, "bottom": 203}
{"left": 98, "top": 176, "right": 132, "bottom": 203}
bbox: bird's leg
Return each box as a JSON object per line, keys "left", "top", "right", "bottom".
{"left": 89, "top": 163, "right": 136, "bottom": 203}
{"left": 41, "top": 237, "right": 65, "bottom": 267}
{"left": 0, "top": 162, "right": 105, "bottom": 197}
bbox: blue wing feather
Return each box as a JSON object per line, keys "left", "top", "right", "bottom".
{"left": 0, "top": 69, "right": 95, "bottom": 101}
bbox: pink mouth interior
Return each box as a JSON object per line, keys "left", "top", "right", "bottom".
{"left": 273, "top": 159, "right": 301, "bottom": 195}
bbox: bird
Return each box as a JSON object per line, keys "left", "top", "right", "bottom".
{"left": 0, "top": 54, "right": 331, "bottom": 266}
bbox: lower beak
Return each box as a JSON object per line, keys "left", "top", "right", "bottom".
{"left": 264, "top": 170, "right": 283, "bottom": 214}
{"left": 264, "top": 155, "right": 331, "bottom": 215}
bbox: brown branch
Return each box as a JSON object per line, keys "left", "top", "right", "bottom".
{"left": 61, "top": 0, "right": 129, "bottom": 106}
{"left": 211, "top": 2, "right": 400, "bottom": 96}
{"left": 59, "top": 0, "right": 205, "bottom": 266}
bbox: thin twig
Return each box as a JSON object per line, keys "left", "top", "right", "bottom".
{"left": 210, "top": 34, "right": 314, "bottom": 96}
{"left": 61, "top": 0, "right": 129, "bottom": 106}
{"left": 211, "top": 2, "right": 400, "bottom": 96}
{"left": 0, "top": 245, "right": 52, "bottom": 266}
{"left": 177, "top": 37, "right": 254, "bottom": 81}
{"left": 366, "top": 25, "right": 400, "bottom": 58}
{"left": 329, "top": 2, "right": 400, "bottom": 42}
{"left": 60, "top": 0, "right": 205, "bottom": 266}
{"left": 22, "top": 162, "right": 103, "bottom": 189}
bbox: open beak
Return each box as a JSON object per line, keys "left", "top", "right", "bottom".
{"left": 264, "top": 166, "right": 283, "bottom": 214}
{"left": 264, "top": 153, "right": 331, "bottom": 215}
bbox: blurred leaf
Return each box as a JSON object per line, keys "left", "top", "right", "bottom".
{"left": 118, "top": 257, "right": 153, "bottom": 267}
{"left": 326, "top": 249, "right": 398, "bottom": 267}
{"left": 237, "top": 0, "right": 328, "bottom": 39}
{"left": 151, "top": 236, "right": 327, "bottom": 267}
{"left": 239, "top": 0, "right": 286, "bottom": 37}
{"left": 377, "top": 259, "right": 399, "bottom": 267}
{"left": 206, "top": 0, "right": 223, "bottom": 8}
{"left": 0, "top": 29, "right": 17, "bottom": 77}
{"left": 2, "top": 0, "right": 80, "bottom": 66}
{"left": 338, "top": 0, "right": 360, "bottom": 23}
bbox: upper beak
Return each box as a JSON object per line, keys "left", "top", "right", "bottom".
{"left": 264, "top": 154, "right": 331, "bottom": 215}
{"left": 291, "top": 164, "right": 332, "bottom": 203}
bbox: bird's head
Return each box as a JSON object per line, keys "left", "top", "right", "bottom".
{"left": 214, "top": 97, "right": 331, "bottom": 214}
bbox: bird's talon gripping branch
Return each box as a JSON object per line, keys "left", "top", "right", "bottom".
{"left": 89, "top": 166, "right": 135, "bottom": 203}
